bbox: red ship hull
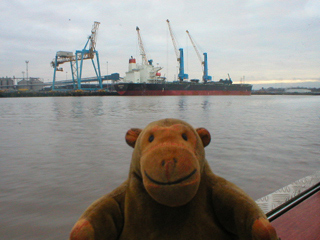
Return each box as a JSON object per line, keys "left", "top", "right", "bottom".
{"left": 115, "top": 82, "right": 252, "bottom": 96}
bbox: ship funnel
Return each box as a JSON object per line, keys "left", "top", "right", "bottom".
{"left": 129, "top": 57, "right": 137, "bottom": 71}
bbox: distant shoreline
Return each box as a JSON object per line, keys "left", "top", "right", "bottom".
{"left": 252, "top": 92, "right": 320, "bottom": 96}
{"left": 0, "top": 90, "right": 118, "bottom": 98}
{"left": 1, "top": 90, "right": 319, "bottom": 98}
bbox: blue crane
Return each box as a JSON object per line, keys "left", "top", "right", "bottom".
{"left": 186, "top": 30, "right": 212, "bottom": 83}
{"left": 166, "top": 19, "right": 188, "bottom": 82}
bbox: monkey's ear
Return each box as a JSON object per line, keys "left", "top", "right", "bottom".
{"left": 125, "top": 128, "right": 142, "bottom": 148}
{"left": 196, "top": 128, "right": 211, "bottom": 147}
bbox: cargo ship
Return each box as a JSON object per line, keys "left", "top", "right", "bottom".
{"left": 114, "top": 57, "right": 252, "bottom": 96}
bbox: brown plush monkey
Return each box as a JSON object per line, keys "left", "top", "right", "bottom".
{"left": 70, "top": 118, "right": 278, "bottom": 240}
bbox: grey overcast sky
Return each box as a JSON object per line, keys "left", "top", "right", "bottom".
{"left": 1, "top": 0, "right": 320, "bottom": 89}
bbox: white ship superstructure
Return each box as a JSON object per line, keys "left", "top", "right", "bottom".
{"left": 123, "top": 57, "right": 164, "bottom": 83}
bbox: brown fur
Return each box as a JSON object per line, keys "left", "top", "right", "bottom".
{"left": 70, "top": 118, "right": 278, "bottom": 240}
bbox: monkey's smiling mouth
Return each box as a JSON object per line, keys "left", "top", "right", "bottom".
{"left": 144, "top": 169, "right": 197, "bottom": 185}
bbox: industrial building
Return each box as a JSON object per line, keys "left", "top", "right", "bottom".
{"left": 17, "top": 78, "right": 44, "bottom": 91}
{"left": 0, "top": 77, "right": 14, "bottom": 90}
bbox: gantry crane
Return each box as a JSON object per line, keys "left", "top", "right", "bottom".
{"left": 166, "top": 19, "right": 188, "bottom": 82}
{"left": 51, "top": 21, "right": 102, "bottom": 90}
{"left": 186, "top": 30, "right": 212, "bottom": 83}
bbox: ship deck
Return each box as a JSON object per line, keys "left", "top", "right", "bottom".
{"left": 271, "top": 189, "right": 320, "bottom": 240}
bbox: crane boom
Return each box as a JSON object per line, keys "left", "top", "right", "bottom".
{"left": 186, "top": 30, "right": 211, "bottom": 83}
{"left": 83, "top": 21, "right": 100, "bottom": 59}
{"left": 88, "top": 21, "right": 100, "bottom": 53}
{"left": 186, "top": 30, "right": 203, "bottom": 68}
{"left": 136, "top": 26, "right": 148, "bottom": 65}
{"left": 166, "top": 19, "right": 188, "bottom": 82}
{"left": 166, "top": 19, "right": 180, "bottom": 61}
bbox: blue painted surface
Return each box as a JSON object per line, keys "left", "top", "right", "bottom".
{"left": 178, "top": 48, "right": 188, "bottom": 82}
{"left": 203, "top": 53, "right": 212, "bottom": 82}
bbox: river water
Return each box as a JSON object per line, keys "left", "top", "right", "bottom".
{"left": 0, "top": 95, "right": 319, "bottom": 239}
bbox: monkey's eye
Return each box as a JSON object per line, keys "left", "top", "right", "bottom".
{"left": 182, "top": 133, "right": 188, "bottom": 141}
{"left": 148, "top": 134, "right": 154, "bottom": 142}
